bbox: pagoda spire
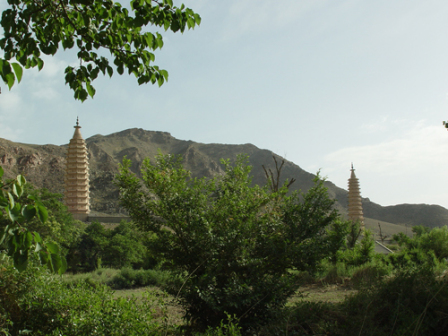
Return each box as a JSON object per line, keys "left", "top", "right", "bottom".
{"left": 64, "top": 118, "right": 90, "bottom": 221}
{"left": 347, "top": 163, "right": 364, "bottom": 228}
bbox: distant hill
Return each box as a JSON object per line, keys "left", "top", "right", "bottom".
{"left": 1, "top": 128, "right": 447, "bottom": 229}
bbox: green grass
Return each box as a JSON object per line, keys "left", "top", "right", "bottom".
{"left": 113, "top": 286, "right": 185, "bottom": 327}
{"left": 63, "top": 268, "right": 120, "bottom": 286}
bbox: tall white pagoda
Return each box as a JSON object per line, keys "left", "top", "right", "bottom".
{"left": 64, "top": 118, "right": 90, "bottom": 221}
{"left": 347, "top": 163, "right": 364, "bottom": 228}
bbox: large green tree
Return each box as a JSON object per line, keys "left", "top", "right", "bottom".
{"left": 0, "top": 0, "right": 200, "bottom": 100}
{"left": 116, "top": 154, "right": 348, "bottom": 330}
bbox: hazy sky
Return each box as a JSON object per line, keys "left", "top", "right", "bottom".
{"left": 2, "top": 0, "right": 448, "bottom": 209}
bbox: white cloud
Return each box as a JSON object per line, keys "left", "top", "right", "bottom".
{"left": 315, "top": 121, "right": 448, "bottom": 207}
{"left": 326, "top": 122, "right": 446, "bottom": 174}
{"left": 0, "top": 123, "right": 24, "bottom": 142}
{"left": 1, "top": 91, "right": 22, "bottom": 111}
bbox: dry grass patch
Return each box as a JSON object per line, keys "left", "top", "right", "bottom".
{"left": 288, "top": 284, "right": 357, "bottom": 305}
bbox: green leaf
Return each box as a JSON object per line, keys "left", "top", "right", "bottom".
{"left": 22, "top": 205, "right": 36, "bottom": 220}
{"left": 36, "top": 204, "right": 48, "bottom": 223}
{"left": 14, "top": 252, "right": 29, "bottom": 272}
{"left": 39, "top": 250, "right": 49, "bottom": 266}
{"left": 46, "top": 242, "right": 59, "bottom": 254}
{"left": 58, "top": 257, "right": 68, "bottom": 275}
{"left": 11, "top": 63, "right": 23, "bottom": 83}
{"left": 8, "top": 192, "right": 14, "bottom": 209}
{"left": 15, "top": 184, "right": 23, "bottom": 198}
{"left": 0, "top": 196, "right": 8, "bottom": 208}
{"left": 12, "top": 184, "right": 18, "bottom": 198}
{"left": 49, "top": 254, "right": 61, "bottom": 273}
{"left": 160, "top": 69, "right": 169, "bottom": 81}
{"left": 25, "top": 231, "right": 33, "bottom": 249}
{"left": 0, "top": 166, "right": 4, "bottom": 179}
{"left": 37, "top": 59, "right": 44, "bottom": 71}
{"left": 6, "top": 72, "right": 15, "bottom": 90}
{"left": 8, "top": 203, "right": 21, "bottom": 223}
{"left": 33, "top": 232, "right": 42, "bottom": 243}
{"left": 16, "top": 174, "right": 25, "bottom": 186}
{"left": 86, "top": 82, "right": 96, "bottom": 98}
{"left": 0, "top": 226, "right": 8, "bottom": 245}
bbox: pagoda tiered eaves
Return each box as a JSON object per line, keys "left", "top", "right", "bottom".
{"left": 347, "top": 164, "right": 364, "bottom": 227}
{"left": 64, "top": 119, "right": 90, "bottom": 221}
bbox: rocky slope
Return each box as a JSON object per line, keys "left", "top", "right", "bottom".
{"left": 1, "top": 128, "right": 447, "bottom": 228}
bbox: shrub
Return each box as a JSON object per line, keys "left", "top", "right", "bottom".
{"left": 321, "top": 264, "right": 346, "bottom": 285}
{"left": 393, "top": 226, "right": 448, "bottom": 262}
{"left": 0, "top": 261, "right": 162, "bottom": 335}
{"left": 108, "top": 267, "right": 172, "bottom": 289}
{"left": 273, "top": 267, "right": 448, "bottom": 336}
{"left": 70, "top": 220, "right": 150, "bottom": 272}
{"left": 342, "top": 266, "right": 448, "bottom": 336}
{"left": 201, "top": 315, "right": 242, "bottom": 336}
{"left": 336, "top": 230, "right": 375, "bottom": 267}
{"left": 350, "top": 263, "right": 390, "bottom": 289}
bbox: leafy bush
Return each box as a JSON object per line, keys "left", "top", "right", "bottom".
{"left": 108, "top": 267, "right": 171, "bottom": 289}
{"left": 0, "top": 168, "right": 66, "bottom": 274}
{"left": 342, "top": 266, "right": 448, "bottom": 336}
{"left": 350, "top": 263, "right": 390, "bottom": 289}
{"left": 22, "top": 186, "right": 86, "bottom": 254}
{"left": 388, "top": 226, "right": 448, "bottom": 271}
{"left": 69, "top": 221, "right": 111, "bottom": 272}
{"left": 419, "top": 226, "right": 448, "bottom": 259}
{"left": 266, "top": 267, "right": 448, "bottom": 336}
{"left": 0, "top": 261, "right": 162, "bottom": 335}
{"left": 62, "top": 268, "right": 120, "bottom": 288}
{"left": 336, "top": 230, "right": 375, "bottom": 266}
{"left": 200, "top": 315, "right": 242, "bottom": 336}
{"left": 70, "top": 220, "right": 149, "bottom": 272}
{"left": 393, "top": 226, "right": 448, "bottom": 260}
{"left": 320, "top": 263, "right": 347, "bottom": 284}
{"left": 117, "top": 154, "right": 347, "bottom": 331}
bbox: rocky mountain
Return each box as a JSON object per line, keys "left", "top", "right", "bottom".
{"left": 1, "top": 128, "right": 447, "bottom": 228}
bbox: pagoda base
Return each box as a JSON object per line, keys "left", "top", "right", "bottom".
{"left": 71, "top": 212, "right": 89, "bottom": 222}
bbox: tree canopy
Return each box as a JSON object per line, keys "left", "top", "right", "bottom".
{"left": 0, "top": 0, "right": 200, "bottom": 101}
{"left": 116, "top": 154, "right": 348, "bottom": 330}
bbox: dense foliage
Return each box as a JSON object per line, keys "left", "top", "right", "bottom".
{"left": 0, "top": 261, "right": 162, "bottom": 335}
{"left": 116, "top": 154, "right": 348, "bottom": 330}
{"left": 69, "top": 220, "right": 150, "bottom": 272}
{"left": 393, "top": 225, "right": 448, "bottom": 259}
{"left": 0, "top": 167, "right": 65, "bottom": 274}
{"left": 1, "top": 0, "right": 200, "bottom": 100}
{"left": 283, "top": 266, "right": 448, "bottom": 336}
{"left": 379, "top": 225, "right": 448, "bottom": 269}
